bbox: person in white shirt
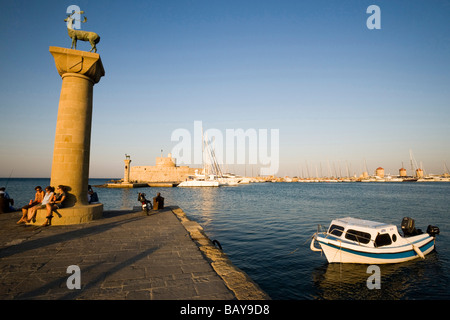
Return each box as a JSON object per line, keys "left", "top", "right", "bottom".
{"left": 26, "top": 186, "right": 54, "bottom": 223}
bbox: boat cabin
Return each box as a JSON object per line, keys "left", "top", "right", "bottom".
{"left": 327, "top": 217, "right": 402, "bottom": 248}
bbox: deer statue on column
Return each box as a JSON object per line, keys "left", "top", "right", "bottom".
{"left": 64, "top": 11, "right": 100, "bottom": 53}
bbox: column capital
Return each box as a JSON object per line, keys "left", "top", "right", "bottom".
{"left": 49, "top": 46, "right": 105, "bottom": 84}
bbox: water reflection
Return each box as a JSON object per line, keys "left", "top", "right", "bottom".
{"left": 181, "top": 188, "right": 222, "bottom": 228}
{"left": 120, "top": 188, "right": 135, "bottom": 210}
{"left": 312, "top": 251, "right": 441, "bottom": 299}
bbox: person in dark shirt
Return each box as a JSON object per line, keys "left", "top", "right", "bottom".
{"left": 42, "top": 185, "right": 67, "bottom": 226}
{"left": 153, "top": 192, "right": 164, "bottom": 210}
{"left": 0, "top": 187, "right": 14, "bottom": 213}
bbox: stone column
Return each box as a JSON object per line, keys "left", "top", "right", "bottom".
{"left": 124, "top": 156, "right": 131, "bottom": 184}
{"left": 47, "top": 46, "right": 104, "bottom": 224}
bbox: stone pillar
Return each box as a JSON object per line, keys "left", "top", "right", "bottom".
{"left": 46, "top": 46, "right": 104, "bottom": 224}
{"left": 124, "top": 156, "right": 131, "bottom": 183}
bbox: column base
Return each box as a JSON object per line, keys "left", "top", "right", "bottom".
{"left": 27, "top": 203, "right": 103, "bottom": 226}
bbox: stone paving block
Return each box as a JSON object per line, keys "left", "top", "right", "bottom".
{"left": 125, "top": 289, "right": 151, "bottom": 300}
{"left": 194, "top": 279, "right": 234, "bottom": 297}
{"left": 151, "top": 283, "right": 198, "bottom": 300}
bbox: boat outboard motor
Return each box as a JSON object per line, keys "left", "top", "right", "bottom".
{"left": 401, "top": 217, "right": 422, "bottom": 237}
{"left": 427, "top": 225, "right": 440, "bottom": 237}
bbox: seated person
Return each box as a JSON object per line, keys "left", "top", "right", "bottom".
{"left": 0, "top": 187, "right": 14, "bottom": 213}
{"left": 87, "top": 185, "right": 99, "bottom": 203}
{"left": 153, "top": 192, "right": 164, "bottom": 210}
{"left": 17, "top": 186, "right": 45, "bottom": 224}
{"left": 26, "top": 186, "right": 54, "bottom": 223}
{"left": 0, "top": 193, "right": 12, "bottom": 214}
{"left": 42, "top": 185, "right": 67, "bottom": 226}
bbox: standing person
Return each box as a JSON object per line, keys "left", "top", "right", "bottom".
{"left": 42, "top": 185, "right": 67, "bottom": 226}
{"left": 26, "top": 186, "right": 54, "bottom": 223}
{"left": 17, "top": 186, "right": 45, "bottom": 224}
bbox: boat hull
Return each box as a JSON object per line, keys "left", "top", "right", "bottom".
{"left": 178, "top": 180, "right": 219, "bottom": 187}
{"left": 314, "top": 235, "right": 435, "bottom": 264}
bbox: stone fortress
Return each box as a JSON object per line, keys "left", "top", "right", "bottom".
{"left": 123, "top": 154, "right": 198, "bottom": 184}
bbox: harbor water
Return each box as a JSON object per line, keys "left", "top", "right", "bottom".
{"left": 2, "top": 178, "right": 449, "bottom": 300}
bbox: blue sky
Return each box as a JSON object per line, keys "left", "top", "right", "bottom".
{"left": 0, "top": 0, "right": 449, "bottom": 178}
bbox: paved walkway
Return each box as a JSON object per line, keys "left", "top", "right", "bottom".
{"left": 0, "top": 206, "right": 269, "bottom": 300}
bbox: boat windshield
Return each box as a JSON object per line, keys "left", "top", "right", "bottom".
{"left": 344, "top": 229, "right": 371, "bottom": 244}
{"left": 374, "top": 233, "right": 392, "bottom": 247}
{"left": 328, "top": 224, "right": 345, "bottom": 237}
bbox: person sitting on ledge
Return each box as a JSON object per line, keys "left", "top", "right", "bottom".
{"left": 17, "top": 186, "right": 45, "bottom": 224}
{"left": 87, "top": 185, "right": 99, "bottom": 203}
{"left": 42, "top": 185, "right": 67, "bottom": 226}
{"left": 153, "top": 192, "right": 164, "bottom": 210}
{"left": 26, "top": 186, "right": 54, "bottom": 223}
{"left": 0, "top": 187, "right": 15, "bottom": 213}
{"left": 0, "top": 193, "right": 12, "bottom": 214}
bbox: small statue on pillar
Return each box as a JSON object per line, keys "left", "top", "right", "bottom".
{"left": 64, "top": 10, "right": 100, "bottom": 53}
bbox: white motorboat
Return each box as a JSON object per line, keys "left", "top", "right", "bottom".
{"left": 310, "top": 217, "right": 439, "bottom": 264}
{"left": 178, "top": 179, "right": 219, "bottom": 187}
{"left": 217, "top": 173, "right": 242, "bottom": 186}
{"left": 178, "top": 171, "right": 220, "bottom": 187}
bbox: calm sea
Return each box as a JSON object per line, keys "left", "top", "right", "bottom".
{"left": 1, "top": 178, "right": 449, "bottom": 300}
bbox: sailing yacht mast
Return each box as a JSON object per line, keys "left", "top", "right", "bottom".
{"left": 444, "top": 161, "right": 449, "bottom": 175}
{"left": 409, "top": 149, "right": 420, "bottom": 176}
{"left": 202, "top": 126, "right": 207, "bottom": 175}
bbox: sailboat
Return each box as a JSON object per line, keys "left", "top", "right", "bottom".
{"left": 402, "top": 150, "right": 418, "bottom": 182}
{"left": 178, "top": 129, "right": 221, "bottom": 187}
{"left": 218, "top": 174, "right": 242, "bottom": 186}
{"left": 178, "top": 170, "right": 220, "bottom": 187}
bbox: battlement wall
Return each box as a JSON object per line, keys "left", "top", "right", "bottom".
{"left": 129, "top": 165, "right": 198, "bottom": 183}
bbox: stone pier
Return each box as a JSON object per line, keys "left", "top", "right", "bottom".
{"left": 0, "top": 207, "right": 270, "bottom": 300}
